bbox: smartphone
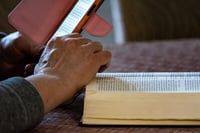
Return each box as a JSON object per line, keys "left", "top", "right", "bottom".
{"left": 8, "top": 0, "right": 104, "bottom": 44}
{"left": 53, "top": 0, "right": 104, "bottom": 37}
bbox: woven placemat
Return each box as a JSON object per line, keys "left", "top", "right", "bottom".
{"left": 106, "top": 39, "right": 200, "bottom": 72}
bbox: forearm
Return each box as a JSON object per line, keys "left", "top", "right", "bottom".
{"left": 26, "top": 74, "right": 76, "bottom": 113}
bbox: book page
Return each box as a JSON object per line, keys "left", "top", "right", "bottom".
{"left": 92, "top": 72, "right": 200, "bottom": 93}
{"left": 83, "top": 72, "right": 200, "bottom": 125}
{"left": 52, "top": 0, "right": 95, "bottom": 37}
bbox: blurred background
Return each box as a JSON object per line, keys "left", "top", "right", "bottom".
{"left": 1, "top": 0, "right": 200, "bottom": 45}
{"left": 83, "top": 0, "right": 124, "bottom": 44}
{"left": 90, "top": 0, "right": 200, "bottom": 44}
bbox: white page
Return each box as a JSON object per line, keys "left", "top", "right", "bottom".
{"left": 94, "top": 72, "right": 200, "bottom": 93}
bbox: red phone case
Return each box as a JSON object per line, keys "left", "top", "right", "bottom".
{"left": 8, "top": 0, "right": 77, "bottom": 44}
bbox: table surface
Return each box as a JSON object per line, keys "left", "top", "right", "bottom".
{"left": 28, "top": 39, "right": 200, "bottom": 133}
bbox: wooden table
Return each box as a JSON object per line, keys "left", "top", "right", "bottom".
{"left": 28, "top": 39, "right": 200, "bottom": 133}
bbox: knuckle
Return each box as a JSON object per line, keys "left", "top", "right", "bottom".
{"left": 94, "top": 41, "right": 102, "bottom": 46}
{"left": 96, "top": 42, "right": 103, "bottom": 50}
{"left": 103, "top": 50, "right": 112, "bottom": 59}
{"left": 47, "top": 36, "right": 62, "bottom": 47}
{"left": 67, "top": 33, "right": 81, "bottom": 37}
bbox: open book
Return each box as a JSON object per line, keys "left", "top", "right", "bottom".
{"left": 8, "top": 0, "right": 112, "bottom": 45}
{"left": 82, "top": 72, "right": 200, "bottom": 125}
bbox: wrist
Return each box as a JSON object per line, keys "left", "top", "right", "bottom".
{"left": 26, "top": 73, "right": 75, "bottom": 113}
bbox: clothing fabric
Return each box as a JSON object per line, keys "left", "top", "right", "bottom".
{"left": 0, "top": 33, "right": 44, "bottom": 132}
{"left": 0, "top": 77, "right": 44, "bottom": 133}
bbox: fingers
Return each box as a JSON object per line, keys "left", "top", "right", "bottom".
{"left": 80, "top": 41, "right": 112, "bottom": 72}
{"left": 62, "top": 33, "right": 82, "bottom": 38}
{"left": 98, "top": 63, "right": 110, "bottom": 72}
{"left": 94, "top": 50, "right": 112, "bottom": 66}
{"left": 82, "top": 41, "right": 103, "bottom": 54}
{"left": 46, "top": 33, "right": 112, "bottom": 73}
{"left": 48, "top": 33, "right": 91, "bottom": 48}
{"left": 73, "top": 38, "right": 92, "bottom": 46}
{"left": 90, "top": 50, "right": 112, "bottom": 73}
{"left": 63, "top": 33, "right": 92, "bottom": 45}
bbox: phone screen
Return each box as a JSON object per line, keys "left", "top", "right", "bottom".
{"left": 52, "top": 0, "right": 96, "bottom": 37}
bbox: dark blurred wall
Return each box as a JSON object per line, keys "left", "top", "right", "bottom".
{"left": 0, "top": 0, "right": 21, "bottom": 33}
{"left": 120, "top": 0, "right": 200, "bottom": 41}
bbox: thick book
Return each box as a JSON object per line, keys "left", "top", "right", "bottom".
{"left": 82, "top": 72, "right": 200, "bottom": 125}
{"left": 8, "top": 0, "right": 112, "bottom": 45}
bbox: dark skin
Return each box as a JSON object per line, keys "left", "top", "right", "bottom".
{"left": 0, "top": 32, "right": 44, "bottom": 80}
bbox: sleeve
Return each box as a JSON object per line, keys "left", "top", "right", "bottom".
{"left": 0, "top": 77, "right": 44, "bottom": 133}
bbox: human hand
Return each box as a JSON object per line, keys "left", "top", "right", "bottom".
{"left": 0, "top": 32, "right": 44, "bottom": 79}
{"left": 27, "top": 33, "right": 112, "bottom": 112}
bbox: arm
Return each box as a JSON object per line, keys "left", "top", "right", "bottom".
{"left": 0, "top": 32, "right": 111, "bottom": 132}
{"left": 0, "top": 32, "right": 44, "bottom": 132}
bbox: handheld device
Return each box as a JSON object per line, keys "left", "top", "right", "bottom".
{"left": 8, "top": 0, "right": 105, "bottom": 44}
